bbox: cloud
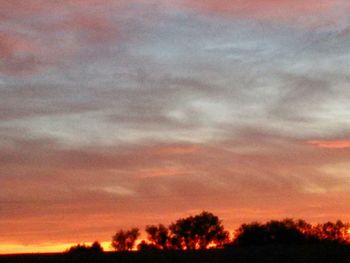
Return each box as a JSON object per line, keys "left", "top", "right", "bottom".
{"left": 308, "top": 140, "right": 350, "bottom": 149}
{"left": 0, "top": 0, "right": 128, "bottom": 75}
{"left": 1, "top": 0, "right": 349, "bottom": 75}
{"left": 0, "top": 32, "right": 41, "bottom": 74}
{"left": 175, "top": 0, "right": 349, "bottom": 26}
{"left": 1, "top": 128, "right": 350, "bottom": 245}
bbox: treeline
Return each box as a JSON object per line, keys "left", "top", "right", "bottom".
{"left": 68, "top": 211, "right": 350, "bottom": 253}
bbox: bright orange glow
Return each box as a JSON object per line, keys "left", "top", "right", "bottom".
{"left": 307, "top": 140, "right": 350, "bottom": 149}
{"left": 0, "top": 241, "right": 113, "bottom": 255}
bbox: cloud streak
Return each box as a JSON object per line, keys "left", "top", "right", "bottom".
{"left": 308, "top": 140, "right": 350, "bottom": 149}
{"left": 175, "top": 0, "right": 349, "bottom": 27}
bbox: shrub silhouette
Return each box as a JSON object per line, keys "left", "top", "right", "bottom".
{"left": 67, "top": 241, "right": 103, "bottom": 253}
{"left": 111, "top": 228, "right": 140, "bottom": 251}
{"left": 169, "top": 211, "right": 229, "bottom": 250}
{"left": 233, "top": 222, "right": 269, "bottom": 246}
{"left": 137, "top": 240, "right": 159, "bottom": 251}
{"left": 234, "top": 219, "right": 313, "bottom": 246}
{"left": 90, "top": 241, "right": 104, "bottom": 252}
{"left": 266, "top": 219, "right": 306, "bottom": 244}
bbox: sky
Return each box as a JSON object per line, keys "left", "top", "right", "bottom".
{"left": 1, "top": 0, "right": 350, "bottom": 254}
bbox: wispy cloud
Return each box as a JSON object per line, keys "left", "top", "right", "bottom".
{"left": 175, "top": 0, "right": 349, "bottom": 27}
{"left": 308, "top": 140, "right": 350, "bottom": 149}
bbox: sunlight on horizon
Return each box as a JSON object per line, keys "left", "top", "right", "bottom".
{"left": 0, "top": 241, "right": 113, "bottom": 255}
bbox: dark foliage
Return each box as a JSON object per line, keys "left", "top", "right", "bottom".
{"left": 312, "top": 220, "right": 350, "bottom": 244}
{"left": 233, "top": 218, "right": 350, "bottom": 246}
{"left": 137, "top": 240, "right": 159, "bottom": 251}
{"left": 111, "top": 228, "right": 140, "bottom": 251}
{"left": 67, "top": 241, "right": 103, "bottom": 253}
{"left": 145, "top": 224, "right": 170, "bottom": 250}
{"left": 169, "top": 211, "right": 230, "bottom": 250}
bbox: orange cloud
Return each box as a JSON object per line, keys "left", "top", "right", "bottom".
{"left": 138, "top": 166, "right": 193, "bottom": 178}
{"left": 1, "top": 136, "right": 350, "bottom": 254}
{"left": 307, "top": 140, "right": 350, "bottom": 149}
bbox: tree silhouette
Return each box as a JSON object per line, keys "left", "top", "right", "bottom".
{"left": 312, "top": 220, "right": 350, "bottom": 244}
{"left": 169, "top": 216, "right": 194, "bottom": 249}
{"left": 233, "top": 219, "right": 350, "bottom": 246}
{"left": 111, "top": 228, "right": 140, "bottom": 251}
{"left": 265, "top": 219, "right": 305, "bottom": 244}
{"left": 145, "top": 224, "right": 169, "bottom": 250}
{"left": 234, "top": 219, "right": 307, "bottom": 246}
{"left": 294, "top": 219, "right": 313, "bottom": 236}
{"left": 169, "top": 211, "right": 229, "bottom": 250}
{"left": 233, "top": 222, "right": 268, "bottom": 246}
{"left": 90, "top": 241, "right": 104, "bottom": 253}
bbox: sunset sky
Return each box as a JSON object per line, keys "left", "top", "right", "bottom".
{"left": 1, "top": 0, "right": 350, "bottom": 254}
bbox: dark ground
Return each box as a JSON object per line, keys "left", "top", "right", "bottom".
{"left": 1, "top": 244, "right": 350, "bottom": 263}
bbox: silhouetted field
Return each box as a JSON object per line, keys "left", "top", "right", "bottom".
{"left": 1, "top": 244, "right": 350, "bottom": 263}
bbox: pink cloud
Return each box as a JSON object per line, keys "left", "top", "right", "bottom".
{"left": 175, "top": 0, "right": 346, "bottom": 25}
{"left": 0, "top": 0, "right": 127, "bottom": 75}
{"left": 0, "top": 32, "right": 40, "bottom": 74}
{"left": 307, "top": 140, "right": 350, "bottom": 149}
